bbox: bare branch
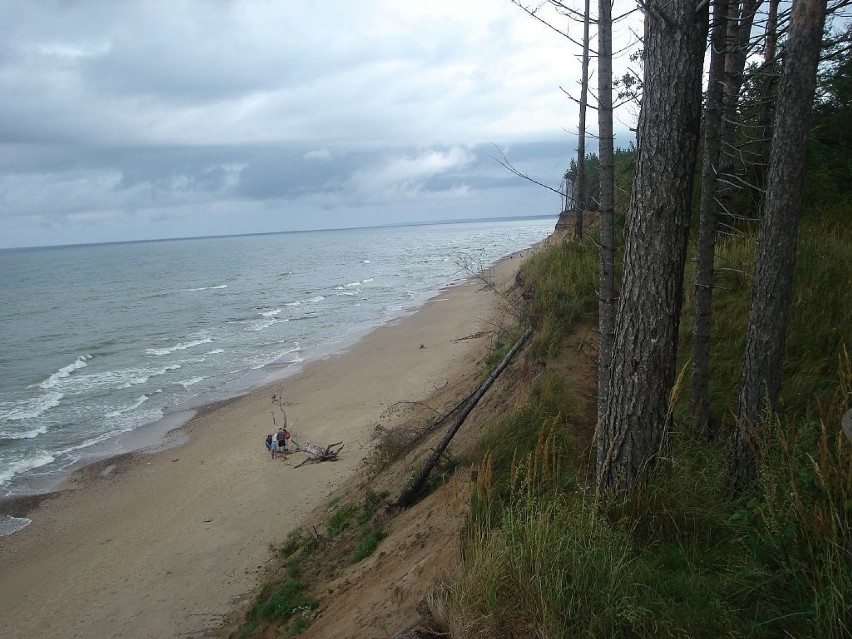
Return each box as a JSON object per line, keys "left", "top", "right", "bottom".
{"left": 492, "top": 145, "right": 566, "bottom": 197}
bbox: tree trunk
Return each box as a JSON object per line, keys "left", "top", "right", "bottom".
{"left": 595, "top": 0, "right": 615, "bottom": 433}
{"left": 596, "top": 1, "right": 709, "bottom": 493}
{"left": 733, "top": 0, "right": 827, "bottom": 487}
{"left": 754, "top": 0, "right": 781, "bottom": 199}
{"left": 691, "top": 0, "right": 730, "bottom": 439}
{"left": 396, "top": 327, "right": 532, "bottom": 508}
{"left": 717, "top": 0, "right": 764, "bottom": 232}
{"left": 574, "top": 0, "right": 591, "bottom": 240}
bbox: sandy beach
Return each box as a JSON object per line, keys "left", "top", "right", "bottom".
{"left": 0, "top": 253, "right": 527, "bottom": 639}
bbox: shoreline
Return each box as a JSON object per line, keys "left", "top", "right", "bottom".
{"left": 0, "top": 246, "right": 534, "bottom": 639}
{"left": 0, "top": 243, "right": 526, "bottom": 510}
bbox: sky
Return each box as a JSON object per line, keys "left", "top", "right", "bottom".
{"left": 0, "top": 0, "right": 640, "bottom": 249}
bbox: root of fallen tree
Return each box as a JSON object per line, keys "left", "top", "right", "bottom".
{"left": 293, "top": 441, "right": 344, "bottom": 468}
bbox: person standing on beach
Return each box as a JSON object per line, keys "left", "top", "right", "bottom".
{"left": 269, "top": 435, "right": 279, "bottom": 458}
{"left": 276, "top": 427, "right": 289, "bottom": 453}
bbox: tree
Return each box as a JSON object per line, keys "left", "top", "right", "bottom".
{"left": 574, "top": 0, "right": 592, "bottom": 239}
{"left": 717, "top": 0, "right": 765, "bottom": 233}
{"left": 691, "top": 0, "right": 731, "bottom": 439}
{"left": 733, "top": 0, "right": 828, "bottom": 487}
{"left": 596, "top": 0, "right": 709, "bottom": 492}
{"left": 595, "top": 0, "right": 616, "bottom": 431}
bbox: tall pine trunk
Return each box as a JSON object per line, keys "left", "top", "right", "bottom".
{"left": 717, "top": 0, "right": 763, "bottom": 233}
{"left": 691, "top": 0, "right": 730, "bottom": 439}
{"left": 595, "top": 0, "right": 615, "bottom": 432}
{"left": 597, "top": 0, "right": 709, "bottom": 492}
{"left": 733, "top": 0, "right": 827, "bottom": 486}
{"left": 574, "top": 0, "right": 591, "bottom": 239}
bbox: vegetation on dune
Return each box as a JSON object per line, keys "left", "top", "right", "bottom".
{"left": 437, "top": 15, "right": 850, "bottom": 633}
{"left": 438, "top": 202, "right": 849, "bottom": 637}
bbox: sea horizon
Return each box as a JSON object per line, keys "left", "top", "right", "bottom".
{"left": 0, "top": 214, "right": 558, "bottom": 252}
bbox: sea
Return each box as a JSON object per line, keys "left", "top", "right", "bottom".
{"left": 0, "top": 217, "right": 555, "bottom": 535}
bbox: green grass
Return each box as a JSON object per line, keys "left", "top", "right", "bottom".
{"left": 325, "top": 503, "right": 357, "bottom": 538}
{"left": 518, "top": 237, "right": 598, "bottom": 358}
{"left": 239, "top": 579, "right": 319, "bottom": 638}
{"left": 473, "top": 371, "right": 581, "bottom": 495}
{"left": 352, "top": 527, "right": 387, "bottom": 563}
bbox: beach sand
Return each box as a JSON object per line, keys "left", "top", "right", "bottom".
{"left": 0, "top": 253, "right": 528, "bottom": 639}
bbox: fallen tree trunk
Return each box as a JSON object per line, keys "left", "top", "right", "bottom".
{"left": 395, "top": 326, "right": 532, "bottom": 508}
{"left": 293, "top": 441, "right": 344, "bottom": 468}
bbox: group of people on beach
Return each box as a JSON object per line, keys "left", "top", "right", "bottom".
{"left": 265, "top": 427, "right": 291, "bottom": 458}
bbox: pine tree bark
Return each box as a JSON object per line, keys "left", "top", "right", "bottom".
{"left": 595, "top": 0, "right": 615, "bottom": 432}
{"left": 574, "top": 0, "right": 591, "bottom": 240}
{"left": 733, "top": 0, "right": 828, "bottom": 487}
{"left": 717, "top": 0, "right": 764, "bottom": 231}
{"left": 754, "top": 0, "right": 781, "bottom": 197}
{"left": 691, "top": 0, "right": 730, "bottom": 439}
{"left": 596, "top": 0, "right": 709, "bottom": 492}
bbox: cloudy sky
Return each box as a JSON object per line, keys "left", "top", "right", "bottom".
{"left": 0, "top": 0, "right": 639, "bottom": 249}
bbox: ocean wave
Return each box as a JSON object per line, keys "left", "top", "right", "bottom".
{"left": 206, "top": 349, "right": 225, "bottom": 355}
{"left": 0, "top": 515, "right": 32, "bottom": 537}
{"left": 105, "top": 395, "right": 150, "bottom": 418}
{"left": 278, "top": 343, "right": 302, "bottom": 355}
{"left": 177, "top": 376, "right": 205, "bottom": 389}
{"left": 247, "top": 318, "right": 277, "bottom": 332}
{"left": 51, "top": 363, "right": 181, "bottom": 394}
{"left": 38, "top": 354, "right": 92, "bottom": 390}
{"left": 184, "top": 284, "right": 228, "bottom": 292}
{"left": 260, "top": 308, "right": 282, "bottom": 318}
{"left": 0, "top": 391, "right": 63, "bottom": 423}
{"left": 0, "top": 450, "right": 56, "bottom": 484}
{"left": 145, "top": 337, "right": 213, "bottom": 356}
{"left": 285, "top": 294, "right": 325, "bottom": 307}
{"left": 0, "top": 422, "right": 49, "bottom": 441}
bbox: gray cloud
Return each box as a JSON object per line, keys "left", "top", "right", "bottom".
{"left": 0, "top": 0, "right": 640, "bottom": 248}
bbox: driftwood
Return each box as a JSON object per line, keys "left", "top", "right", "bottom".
{"left": 395, "top": 326, "right": 532, "bottom": 508}
{"left": 293, "top": 441, "right": 344, "bottom": 468}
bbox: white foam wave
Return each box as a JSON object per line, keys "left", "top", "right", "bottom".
{"left": 248, "top": 319, "right": 276, "bottom": 332}
{"left": 1, "top": 423, "right": 49, "bottom": 440}
{"left": 260, "top": 308, "right": 282, "bottom": 318}
{"left": 177, "top": 377, "right": 204, "bottom": 389}
{"left": 105, "top": 395, "right": 149, "bottom": 418}
{"left": 0, "top": 451, "right": 56, "bottom": 484}
{"left": 278, "top": 343, "right": 302, "bottom": 355}
{"left": 363, "top": 278, "right": 374, "bottom": 283}
{"left": 146, "top": 337, "right": 213, "bottom": 356}
{"left": 336, "top": 290, "right": 360, "bottom": 297}
{"left": 0, "top": 515, "right": 32, "bottom": 537}
{"left": 52, "top": 363, "right": 180, "bottom": 394}
{"left": 0, "top": 392, "right": 63, "bottom": 423}
{"left": 39, "top": 354, "right": 92, "bottom": 390}
{"left": 307, "top": 296, "right": 325, "bottom": 303}
{"left": 362, "top": 259, "right": 371, "bottom": 264}
{"left": 206, "top": 349, "right": 225, "bottom": 355}
{"left": 184, "top": 284, "right": 228, "bottom": 292}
